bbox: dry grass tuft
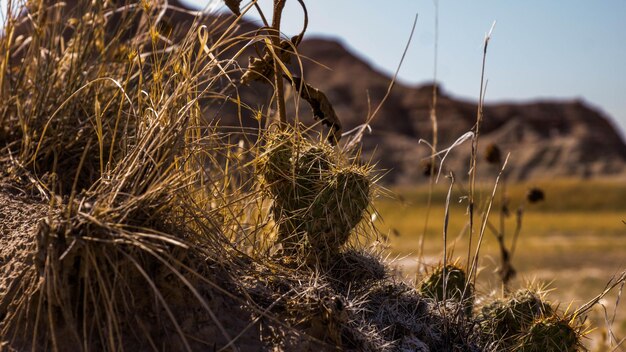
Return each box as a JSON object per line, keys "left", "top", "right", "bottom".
{"left": 0, "top": 0, "right": 255, "bottom": 349}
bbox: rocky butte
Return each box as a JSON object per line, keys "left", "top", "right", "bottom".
{"left": 291, "top": 38, "right": 626, "bottom": 183}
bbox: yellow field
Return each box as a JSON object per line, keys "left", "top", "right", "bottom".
{"left": 374, "top": 179, "right": 626, "bottom": 344}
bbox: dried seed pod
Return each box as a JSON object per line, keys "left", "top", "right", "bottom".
{"left": 485, "top": 143, "right": 502, "bottom": 164}
{"left": 241, "top": 40, "right": 294, "bottom": 85}
{"left": 526, "top": 187, "right": 545, "bottom": 203}
{"left": 241, "top": 56, "right": 274, "bottom": 85}
{"left": 419, "top": 159, "right": 438, "bottom": 177}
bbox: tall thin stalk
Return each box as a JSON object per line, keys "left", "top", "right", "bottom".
{"left": 442, "top": 172, "right": 454, "bottom": 301}
{"left": 417, "top": 0, "right": 439, "bottom": 272}
{"left": 271, "top": 0, "right": 287, "bottom": 124}
{"left": 466, "top": 21, "right": 496, "bottom": 274}
{"left": 468, "top": 154, "right": 508, "bottom": 287}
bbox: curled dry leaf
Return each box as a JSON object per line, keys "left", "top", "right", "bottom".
{"left": 241, "top": 56, "right": 273, "bottom": 85}
{"left": 290, "top": 34, "right": 303, "bottom": 47}
{"left": 224, "top": 0, "right": 242, "bottom": 16}
{"left": 290, "top": 75, "right": 342, "bottom": 144}
{"left": 241, "top": 39, "right": 294, "bottom": 85}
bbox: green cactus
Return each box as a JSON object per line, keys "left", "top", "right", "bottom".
{"left": 259, "top": 130, "right": 371, "bottom": 258}
{"left": 259, "top": 130, "right": 296, "bottom": 187}
{"left": 306, "top": 167, "right": 370, "bottom": 251}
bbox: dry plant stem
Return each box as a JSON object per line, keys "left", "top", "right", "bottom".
{"left": 344, "top": 14, "right": 417, "bottom": 151}
{"left": 438, "top": 174, "right": 454, "bottom": 343}
{"left": 466, "top": 21, "right": 495, "bottom": 272}
{"left": 67, "top": 138, "right": 93, "bottom": 219}
{"left": 499, "top": 176, "right": 506, "bottom": 240}
{"left": 417, "top": 1, "right": 439, "bottom": 270}
{"left": 600, "top": 305, "right": 620, "bottom": 348}
{"left": 294, "top": 0, "right": 309, "bottom": 40}
{"left": 509, "top": 205, "right": 524, "bottom": 257}
{"left": 0, "top": 4, "right": 15, "bottom": 100}
{"left": 271, "top": 0, "right": 287, "bottom": 125}
{"left": 577, "top": 271, "right": 626, "bottom": 349}
{"left": 430, "top": 0, "right": 440, "bottom": 156}
{"left": 610, "top": 338, "right": 626, "bottom": 352}
{"left": 253, "top": 1, "right": 270, "bottom": 27}
{"left": 609, "top": 279, "right": 625, "bottom": 344}
{"left": 498, "top": 173, "right": 512, "bottom": 290}
{"left": 573, "top": 271, "right": 626, "bottom": 319}
{"left": 468, "top": 153, "right": 508, "bottom": 286}
{"left": 485, "top": 215, "right": 515, "bottom": 290}
{"left": 442, "top": 172, "right": 455, "bottom": 302}
{"left": 418, "top": 174, "right": 434, "bottom": 272}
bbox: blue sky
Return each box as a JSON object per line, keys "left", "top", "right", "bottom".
{"left": 182, "top": 0, "right": 626, "bottom": 135}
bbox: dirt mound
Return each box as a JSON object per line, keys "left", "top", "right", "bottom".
{"left": 0, "top": 181, "right": 260, "bottom": 351}
{"left": 0, "top": 183, "right": 51, "bottom": 326}
{"left": 0, "top": 178, "right": 490, "bottom": 351}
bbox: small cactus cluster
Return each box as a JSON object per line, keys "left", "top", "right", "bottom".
{"left": 418, "top": 264, "right": 474, "bottom": 316}
{"left": 258, "top": 129, "right": 371, "bottom": 259}
{"left": 478, "top": 289, "right": 580, "bottom": 351}
{"left": 479, "top": 289, "right": 551, "bottom": 340}
{"left": 515, "top": 316, "right": 580, "bottom": 352}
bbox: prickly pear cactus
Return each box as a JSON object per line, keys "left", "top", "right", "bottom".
{"left": 258, "top": 129, "right": 371, "bottom": 260}
{"left": 478, "top": 289, "right": 552, "bottom": 348}
{"left": 515, "top": 316, "right": 580, "bottom": 352}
